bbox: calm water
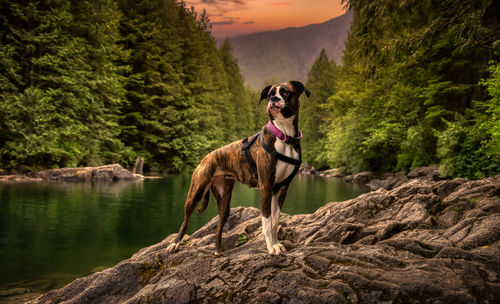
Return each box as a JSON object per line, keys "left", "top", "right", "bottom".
{"left": 0, "top": 174, "right": 368, "bottom": 291}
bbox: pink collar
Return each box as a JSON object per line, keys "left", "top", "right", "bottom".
{"left": 267, "top": 120, "right": 302, "bottom": 145}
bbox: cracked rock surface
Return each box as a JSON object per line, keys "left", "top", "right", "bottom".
{"left": 31, "top": 176, "right": 500, "bottom": 303}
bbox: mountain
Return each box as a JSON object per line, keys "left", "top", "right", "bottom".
{"left": 228, "top": 11, "right": 353, "bottom": 90}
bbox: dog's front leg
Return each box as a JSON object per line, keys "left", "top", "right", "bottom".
{"left": 270, "top": 193, "right": 286, "bottom": 254}
{"left": 259, "top": 186, "right": 274, "bottom": 254}
{"left": 259, "top": 187, "right": 285, "bottom": 255}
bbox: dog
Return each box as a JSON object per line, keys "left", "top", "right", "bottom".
{"left": 166, "top": 81, "right": 310, "bottom": 255}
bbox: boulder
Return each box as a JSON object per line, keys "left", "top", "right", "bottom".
{"left": 344, "top": 171, "right": 377, "bottom": 184}
{"left": 343, "top": 174, "right": 354, "bottom": 183}
{"left": 407, "top": 164, "right": 442, "bottom": 181}
{"left": 31, "top": 177, "right": 500, "bottom": 304}
{"left": 317, "top": 168, "right": 343, "bottom": 178}
{"left": 369, "top": 173, "right": 408, "bottom": 191}
{"left": 30, "top": 164, "right": 137, "bottom": 182}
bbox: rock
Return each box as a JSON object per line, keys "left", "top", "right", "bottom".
{"left": 317, "top": 168, "right": 343, "bottom": 178}
{"left": 0, "top": 288, "right": 42, "bottom": 304}
{"left": 343, "top": 174, "right": 353, "bottom": 183}
{"left": 0, "top": 287, "right": 34, "bottom": 297}
{"left": 369, "top": 173, "right": 408, "bottom": 191}
{"left": 29, "top": 164, "right": 137, "bottom": 182}
{"left": 31, "top": 177, "right": 500, "bottom": 304}
{"left": 0, "top": 175, "right": 43, "bottom": 183}
{"left": 407, "top": 164, "right": 442, "bottom": 181}
{"left": 344, "top": 171, "right": 377, "bottom": 184}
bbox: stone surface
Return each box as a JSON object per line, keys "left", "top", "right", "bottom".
{"left": 407, "top": 164, "right": 442, "bottom": 181}
{"left": 26, "top": 164, "right": 137, "bottom": 182}
{"left": 317, "top": 168, "right": 343, "bottom": 178}
{"left": 30, "top": 177, "right": 500, "bottom": 304}
{"left": 369, "top": 173, "right": 408, "bottom": 191}
{"left": 0, "top": 175, "right": 43, "bottom": 183}
{"left": 343, "top": 171, "right": 377, "bottom": 184}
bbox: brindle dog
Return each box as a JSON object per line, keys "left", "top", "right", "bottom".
{"left": 167, "top": 81, "right": 309, "bottom": 255}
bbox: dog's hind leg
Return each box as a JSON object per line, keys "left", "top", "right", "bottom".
{"left": 197, "top": 184, "right": 211, "bottom": 213}
{"left": 167, "top": 167, "right": 212, "bottom": 253}
{"left": 212, "top": 175, "right": 235, "bottom": 255}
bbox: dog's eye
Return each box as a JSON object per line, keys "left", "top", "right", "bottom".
{"left": 282, "top": 91, "right": 289, "bottom": 97}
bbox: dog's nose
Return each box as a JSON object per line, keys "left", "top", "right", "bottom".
{"left": 270, "top": 96, "right": 280, "bottom": 103}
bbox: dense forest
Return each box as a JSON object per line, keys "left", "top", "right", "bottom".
{"left": 301, "top": 0, "right": 500, "bottom": 179}
{"left": 0, "top": 0, "right": 265, "bottom": 173}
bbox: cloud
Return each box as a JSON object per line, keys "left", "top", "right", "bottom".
{"left": 200, "top": 0, "right": 246, "bottom": 5}
{"left": 191, "top": 0, "right": 247, "bottom": 13}
{"left": 223, "top": 16, "right": 241, "bottom": 20}
{"left": 210, "top": 21, "right": 235, "bottom": 25}
{"left": 243, "top": 21, "right": 255, "bottom": 24}
{"left": 271, "top": 2, "right": 291, "bottom": 5}
{"left": 188, "top": 0, "right": 249, "bottom": 26}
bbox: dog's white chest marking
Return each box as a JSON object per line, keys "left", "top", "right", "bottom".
{"left": 273, "top": 116, "right": 299, "bottom": 184}
{"left": 260, "top": 115, "right": 298, "bottom": 255}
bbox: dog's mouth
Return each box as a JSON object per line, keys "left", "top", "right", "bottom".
{"left": 267, "top": 103, "right": 283, "bottom": 115}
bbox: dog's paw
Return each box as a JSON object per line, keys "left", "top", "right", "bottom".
{"left": 166, "top": 242, "right": 180, "bottom": 253}
{"left": 268, "top": 243, "right": 286, "bottom": 255}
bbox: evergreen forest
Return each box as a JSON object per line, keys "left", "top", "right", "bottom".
{"left": 301, "top": 0, "right": 500, "bottom": 179}
{"left": 0, "top": 0, "right": 265, "bottom": 173}
{"left": 1, "top": 0, "right": 499, "bottom": 179}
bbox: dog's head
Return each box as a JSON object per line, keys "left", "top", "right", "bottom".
{"left": 260, "top": 81, "right": 310, "bottom": 119}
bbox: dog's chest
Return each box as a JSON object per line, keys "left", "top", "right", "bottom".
{"left": 274, "top": 140, "right": 299, "bottom": 184}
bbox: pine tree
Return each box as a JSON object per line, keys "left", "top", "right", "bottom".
{"left": 118, "top": 0, "right": 188, "bottom": 172}
{"left": 302, "top": 49, "right": 339, "bottom": 169}
{"left": 70, "top": 0, "right": 127, "bottom": 165}
{"left": 219, "top": 39, "right": 254, "bottom": 138}
{"left": 0, "top": 0, "right": 94, "bottom": 168}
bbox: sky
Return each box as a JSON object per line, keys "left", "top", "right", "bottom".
{"left": 184, "top": 0, "right": 346, "bottom": 39}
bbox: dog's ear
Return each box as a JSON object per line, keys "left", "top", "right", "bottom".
{"left": 290, "top": 81, "right": 310, "bottom": 98}
{"left": 259, "top": 85, "right": 272, "bottom": 104}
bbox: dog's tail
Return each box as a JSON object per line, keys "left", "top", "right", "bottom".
{"left": 197, "top": 180, "right": 212, "bottom": 213}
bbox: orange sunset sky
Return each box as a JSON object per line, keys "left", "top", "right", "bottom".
{"left": 185, "top": 0, "right": 346, "bottom": 39}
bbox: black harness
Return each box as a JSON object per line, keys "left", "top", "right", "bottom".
{"left": 241, "top": 131, "right": 302, "bottom": 193}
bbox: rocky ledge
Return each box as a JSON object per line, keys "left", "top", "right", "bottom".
{"left": 343, "top": 165, "right": 445, "bottom": 191}
{"left": 31, "top": 176, "right": 499, "bottom": 304}
{"left": 0, "top": 164, "right": 141, "bottom": 183}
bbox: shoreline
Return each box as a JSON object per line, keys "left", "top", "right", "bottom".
{"left": 0, "top": 164, "right": 162, "bottom": 184}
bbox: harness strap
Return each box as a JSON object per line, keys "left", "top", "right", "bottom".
{"left": 241, "top": 132, "right": 260, "bottom": 180}
{"left": 273, "top": 165, "right": 300, "bottom": 193}
{"left": 260, "top": 135, "right": 301, "bottom": 166}
{"left": 241, "top": 130, "right": 302, "bottom": 194}
{"left": 260, "top": 133, "right": 302, "bottom": 193}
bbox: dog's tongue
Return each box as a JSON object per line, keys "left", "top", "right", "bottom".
{"left": 267, "top": 104, "right": 281, "bottom": 115}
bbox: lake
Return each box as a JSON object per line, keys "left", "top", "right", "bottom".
{"left": 0, "top": 174, "right": 369, "bottom": 292}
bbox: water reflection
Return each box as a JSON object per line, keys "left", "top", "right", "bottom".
{"left": 0, "top": 175, "right": 369, "bottom": 290}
